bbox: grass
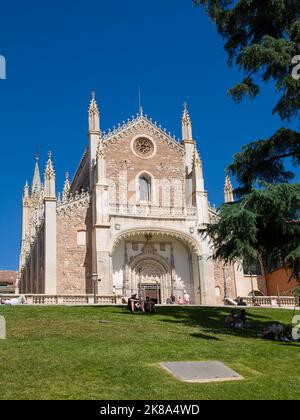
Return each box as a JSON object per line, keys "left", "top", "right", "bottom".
{"left": 0, "top": 305, "right": 299, "bottom": 400}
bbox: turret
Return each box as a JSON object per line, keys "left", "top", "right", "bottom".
{"left": 31, "top": 156, "right": 41, "bottom": 196}
{"left": 88, "top": 92, "right": 101, "bottom": 190}
{"left": 44, "top": 152, "right": 56, "bottom": 199}
{"left": 182, "top": 101, "right": 193, "bottom": 141}
{"left": 182, "top": 102, "right": 195, "bottom": 175}
{"left": 224, "top": 173, "right": 234, "bottom": 203}
{"left": 88, "top": 91, "right": 100, "bottom": 134}
{"left": 62, "top": 172, "right": 70, "bottom": 202}
{"left": 43, "top": 152, "right": 57, "bottom": 294}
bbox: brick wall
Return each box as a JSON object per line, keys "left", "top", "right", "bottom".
{"left": 56, "top": 205, "right": 92, "bottom": 294}
{"left": 266, "top": 268, "right": 298, "bottom": 296}
{"left": 19, "top": 224, "right": 45, "bottom": 294}
{"left": 214, "top": 260, "right": 237, "bottom": 304}
{"left": 105, "top": 127, "right": 185, "bottom": 207}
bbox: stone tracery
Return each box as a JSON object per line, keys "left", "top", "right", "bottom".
{"left": 134, "top": 137, "right": 154, "bottom": 157}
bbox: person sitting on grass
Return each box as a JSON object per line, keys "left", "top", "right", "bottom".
{"left": 1, "top": 295, "right": 27, "bottom": 305}
{"left": 225, "top": 310, "right": 237, "bottom": 328}
{"left": 144, "top": 297, "right": 156, "bottom": 313}
{"left": 237, "top": 309, "right": 247, "bottom": 329}
{"left": 136, "top": 297, "right": 145, "bottom": 313}
{"left": 127, "top": 295, "right": 145, "bottom": 313}
{"left": 183, "top": 291, "right": 191, "bottom": 305}
{"left": 258, "top": 324, "right": 293, "bottom": 342}
{"left": 127, "top": 294, "right": 139, "bottom": 312}
{"left": 225, "top": 309, "right": 247, "bottom": 329}
{"left": 237, "top": 297, "right": 247, "bottom": 307}
{"left": 177, "top": 297, "right": 184, "bottom": 305}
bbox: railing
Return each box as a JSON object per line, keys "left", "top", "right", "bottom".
{"left": 109, "top": 204, "right": 197, "bottom": 219}
{"left": 1, "top": 294, "right": 297, "bottom": 307}
{"left": 242, "top": 296, "right": 297, "bottom": 307}
{"left": 0, "top": 295, "right": 124, "bottom": 305}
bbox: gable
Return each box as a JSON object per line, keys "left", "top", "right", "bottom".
{"left": 103, "top": 115, "right": 184, "bottom": 156}
{"left": 103, "top": 116, "right": 186, "bottom": 207}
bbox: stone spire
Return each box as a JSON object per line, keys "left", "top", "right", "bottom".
{"left": 43, "top": 151, "right": 57, "bottom": 295}
{"left": 23, "top": 181, "right": 29, "bottom": 204}
{"left": 88, "top": 91, "right": 100, "bottom": 133}
{"left": 31, "top": 156, "right": 41, "bottom": 196}
{"left": 44, "top": 152, "right": 56, "bottom": 198}
{"left": 62, "top": 172, "right": 70, "bottom": 202}
{"left": 224, "top": 173, "right": 234, "bottom": 203}
{"left": 182, "top": 101, "right": 193, "bottom": 141}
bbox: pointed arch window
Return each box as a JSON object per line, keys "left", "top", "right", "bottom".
{"left": 139, "top": 175, "right": 151, "bottom": 202}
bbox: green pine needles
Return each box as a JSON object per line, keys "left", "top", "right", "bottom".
{"left": 194, "top": 1, "right": 300, "bottom": 282}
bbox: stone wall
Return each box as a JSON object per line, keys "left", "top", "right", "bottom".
{"left": 112, "top": 236, "right": 192, "bottom": 302}
{"left": 105, "top": 124, "right": 186, "bottom": 207}
{"left": 266, "top": 268, "right": 298, "bottom": 296}
{"left": 214, "top": 260, "right": 237, "bottom": 304}
{"left": 19, "top": 224, "right": 45, "bottom": 294}
{"left": 56, "top": 205, "right": 92, "bottom": 294}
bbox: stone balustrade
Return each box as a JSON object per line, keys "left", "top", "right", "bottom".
{"left": 0, "top": 294, "right": 297, "bottom": 307}
{"left": 109, "top": 204, "right": 197, "bottom": 219}
{"left": 0, "top": 294, "right": 124, "bottom": 305}
{"left": 242, "top": 296, "right": 297, "bottom": 307}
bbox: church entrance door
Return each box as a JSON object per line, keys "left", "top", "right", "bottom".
{"left": 134, "top": 258, "right": 169, "bottom": 304}
{"left": 139, "top": 284, "right": 161, "bottom": 304}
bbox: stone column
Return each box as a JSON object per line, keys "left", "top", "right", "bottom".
{"left": 44, "top": 198, "right": 57, "bottom": 294}
{"left": 92, "top": 227, "right": 113, "bottom": 295}
{"left": 36, "top": 237, "right": 40, "bottom": 294}
{"left": 197, "top": 255, "right": 205, "bottom": 305}
{"left": 44, "top": 153, "right": 57, "bottom": 295}
{"left": 198, "top": 254, "right": 217, "bottom": 306}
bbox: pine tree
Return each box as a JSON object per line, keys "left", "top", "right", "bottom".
{"left": 206, "top": 183, "right": 300, "bottom": 281}
{"left": 194, "top": 0, "right": 300, "bottom": 194}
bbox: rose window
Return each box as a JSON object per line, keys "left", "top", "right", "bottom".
{"left": 134, "top": 138, "right": 154, "bottom": 157}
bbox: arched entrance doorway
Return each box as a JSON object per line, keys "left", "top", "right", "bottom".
{"left": 132, "top": 255, "right": 171, "bottom": 304}
{"left": 111, "top": 228, "right": 206, "bottom": 305}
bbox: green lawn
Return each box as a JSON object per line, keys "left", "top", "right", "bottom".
{"left": 0, "top": 305, "right": 299, "bottom": 400}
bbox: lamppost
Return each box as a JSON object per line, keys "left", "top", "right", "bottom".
{"left": 138, "top": 268, "right": 142, "bottom": 297}
{"left": 250, "top": 271, "right": 256, "bottom": 304}
{"left": 277, "top": 284, "right": 281, "bottom": 308}
{"left": 156, "top": 280, "right": 160, "bottom": 304}
{"left": 92, "top": 273, "right": 98, "bottom": 305}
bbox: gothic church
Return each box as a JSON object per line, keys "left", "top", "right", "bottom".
{"left": 19, "top": 95, "right": 261, "bottom": 305}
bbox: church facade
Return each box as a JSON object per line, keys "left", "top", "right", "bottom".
{"left": 19, "top": 95, "right": 265, "bottom": 305}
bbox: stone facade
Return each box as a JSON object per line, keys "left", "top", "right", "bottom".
{"left": 56, "top": 204, "right": 93, "bottom": 295}
{"left": 18, "top": 95, "right": 267, "bottom": 304}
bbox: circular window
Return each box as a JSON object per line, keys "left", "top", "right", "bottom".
{"left": 133, "top": 137, "right": 155, "bottom": 158}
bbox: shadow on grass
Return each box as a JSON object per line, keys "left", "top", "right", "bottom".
{"left": 107, "top": 306, "right": 300, "bottom": 345}
{"left": 190, "top": 332, "right": 220, "bottom": 341}
{"left": 85, "top": 306, "right": 300, "bottom": 345}
{"left": 120, "top": 306, "right": 300, "bottom": 344}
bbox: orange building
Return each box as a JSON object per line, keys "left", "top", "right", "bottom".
{"left": 266, "top": 268, "right": 298, "bottom": 296}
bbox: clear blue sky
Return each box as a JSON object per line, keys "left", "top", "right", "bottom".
{"left": 0, "top": 0, "right": 297, "bottom": 269}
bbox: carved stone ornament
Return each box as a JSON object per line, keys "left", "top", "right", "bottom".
{"left": 134, "top": 137, "right": 154, "bottom": 158}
